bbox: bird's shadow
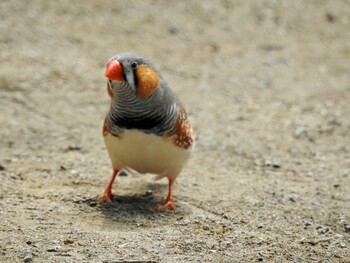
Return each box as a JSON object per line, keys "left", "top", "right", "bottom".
{"left": 99, "top": 192, "right": 159, "bottom": 216}
{"left": 82, "top": 183, "right": 190, "bottom": 227}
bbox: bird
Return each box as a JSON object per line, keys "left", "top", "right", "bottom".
{"left": 97, "top": 52, "right": 195, "bottom": 210}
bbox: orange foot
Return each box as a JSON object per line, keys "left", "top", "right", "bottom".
{"left": 97, "top": 191, "right": 113, "bottom": 203}
{"left": 98, "top": 170, "right": 118, "bottom": 203}
{"left": 156, "top": 198, "right": 175, "bottom": 210}
{"left": 156, "top": 178, "right": 176, "bottom": 210}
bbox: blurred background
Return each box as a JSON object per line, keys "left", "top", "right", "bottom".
{"left": 0, "top": 1, "right": 349, "bottom": 262}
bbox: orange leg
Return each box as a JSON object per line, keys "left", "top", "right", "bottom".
{"left": 97, "top": 170, "right": 118, "bottom": 203}
{"left": 156, "top": 178, "right": 176, "bottom": 210}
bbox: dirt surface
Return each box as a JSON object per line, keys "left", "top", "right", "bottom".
{"left": 1, "top": 1, "right": 350, "bottom": 262}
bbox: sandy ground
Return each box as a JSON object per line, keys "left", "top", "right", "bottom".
{"left": 1, "top": 0, "right": 350, "bottom": 262}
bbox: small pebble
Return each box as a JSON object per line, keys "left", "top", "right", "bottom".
{"left": 89, "top": 200, "right": 97, "bottom": 207}
{"left": 294, "top": 127, "right": 315, "bottom": 141}
{"left": 47, "top": 246, "right": 61, "bottom": 252}
{"left": 143, "top": 190, "right": 153, "bottom": 197}
{"left": 339, "top": 243, "right": 346, "bottom": 248}
{"left": 117, "top": 243, "right": 129, "bottom": 248}
{"left": 168, "top": 27, "right": 178, "bottom": 35}
{"left": 317, "top": 226, "right": 329, "bottom": 234}
{"left": 23, "top": 255, "right": 32, "bottom": 262}
{"left": 64, "top": 144, "right": 82, "bottom": 152}
{"left": 304, "top": 221, "right": 312, "bottom": 227}
{"left": 311, "top": 200, "right": 321, "bottom": 206}
{"left": 344, "top": 225, "right": 350, "bottom": 232}
{"left": 119, "top": 171, "right": 128, "bottom": 176}
{"left": 294, "top": 126, "right": 308, "bottom": 138}
{"left": 325, "top": 13, "right": 336, "bottom": 23}
{"left": 63, "top": 239, "right": 74, "bottom": 245}
{"left": 288, "top": 197, "right": 296, "bottom": 203}
{"left": 265, "top": 159, "right": 281, "bottom": 169}
{"left": 70, "top": 170, "right": 78, "bottom": 175}
{"left": 23, "top": 248, "right": 33, "bottom": 262}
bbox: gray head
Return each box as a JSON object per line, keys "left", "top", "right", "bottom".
{"left": 105, "top": 52, "right": 160, "bottom": 94}
{"left": 104, "top": 52, "right": 179, "bottom": 135}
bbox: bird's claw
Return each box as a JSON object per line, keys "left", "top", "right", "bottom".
{"left": 156, "top": 199, "right": 175, "bottom": 210}
{"left": 97, "top": 192, "right": 113, "bottom": 203}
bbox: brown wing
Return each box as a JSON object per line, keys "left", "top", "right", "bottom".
{"left": 165, "top": 107, "right": 194, "bottom": 150}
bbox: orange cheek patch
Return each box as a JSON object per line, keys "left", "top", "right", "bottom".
{"left": 136, "top": 64, "right": 160, "bottom": 96}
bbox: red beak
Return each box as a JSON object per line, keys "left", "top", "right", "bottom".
{"left": 104, "top": 60, "right": 124, "bottom": 81}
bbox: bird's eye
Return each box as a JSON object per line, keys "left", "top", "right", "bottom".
{"left": 131, "top": 61, "right": 138, "bottom": 70}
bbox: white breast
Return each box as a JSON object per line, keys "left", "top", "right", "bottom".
{"left": 104, "top": 129, "right": 194, "bottom": 180}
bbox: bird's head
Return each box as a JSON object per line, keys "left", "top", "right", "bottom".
{"left": 104, "top": 52, "right": 163, "bottom": 98}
